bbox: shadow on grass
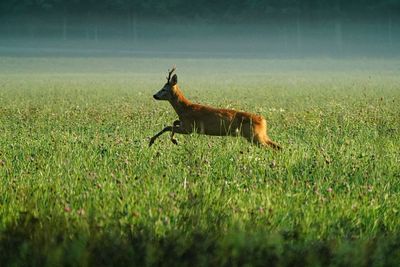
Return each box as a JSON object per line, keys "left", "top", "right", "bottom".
{"left": 1, "top": 213, "right": 400, "bottom": 267}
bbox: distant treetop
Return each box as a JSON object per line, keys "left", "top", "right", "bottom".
{"left": 0, "top": 0, "right": 399, "bottom": 20}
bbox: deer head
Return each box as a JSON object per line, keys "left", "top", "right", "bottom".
{"left": 153, "top": 66, "right": 178, "bottom": 101}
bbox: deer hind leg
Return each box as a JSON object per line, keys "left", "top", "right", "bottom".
{"left": 243, "top": 122, "right": 281, "bottom": 150}
{"left": 253, "top": 134, "right": 282, "bottom": 150}
{"left": 255, "top": 131, "right": 282, "bottom": 150}
{"left": 264, "top": 138, "right": 282, "bottom": 150}
{"left": 241, "top": 122, "right": 259, "bottom": 145}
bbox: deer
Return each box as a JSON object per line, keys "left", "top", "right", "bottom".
{"left": 149, "top": 66, "right": 281, "bottom": 150}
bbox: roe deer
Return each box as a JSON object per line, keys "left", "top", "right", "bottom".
{"left": 149, "top": 66, "right": 281, "bottom": 150}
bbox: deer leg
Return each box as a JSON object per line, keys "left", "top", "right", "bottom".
{"left": 242, "top": 123, "right": 282, "bottom": 150}
{"left": 149, "top": 121, "right": 192, "bottom": 147}
{"left": 170, "top": 120, "right": 181, "bottom": 145}
{"left": 149, "top": 126, "right": 173, "bottom": 147}
{"left": 170, "top": 123, "right": 193, "bottom": 145}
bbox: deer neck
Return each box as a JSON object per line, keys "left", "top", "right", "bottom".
{"left": 169, "top": 86, "right": 191, "bottom": 116}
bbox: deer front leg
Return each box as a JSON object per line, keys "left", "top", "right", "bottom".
{"left": 149, "top": 126, "right": 173, "bottom": 147}
{"left": 149, "top": 121, "right": 191, "bottom": 147}
{"left": 170, "top": 120, "right": 181, "bottom": 145}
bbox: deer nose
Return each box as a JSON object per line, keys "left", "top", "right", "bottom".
{"left": 153, "top": 94, "right": 160, "bottom": 100}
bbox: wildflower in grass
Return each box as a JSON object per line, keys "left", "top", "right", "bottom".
{"left": 77, "top": 208, "right": 85, "bottom": 216}
{"left": 64, "top": 205, "right": 72, "bottom": 213}
{"left": 269, "top": 160, "right": 276, "bottom": 168}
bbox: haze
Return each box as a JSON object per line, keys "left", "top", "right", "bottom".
{"left": 0, "top": 1, "right": 399, "bottom": 59}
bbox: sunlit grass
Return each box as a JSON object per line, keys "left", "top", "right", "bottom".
{"left": 0, "top": 57, "right": 399, "bottom": 266}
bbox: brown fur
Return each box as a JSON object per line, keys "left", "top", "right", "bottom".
{"left": 150, "top": 72, "right": 281, "bottom": 150}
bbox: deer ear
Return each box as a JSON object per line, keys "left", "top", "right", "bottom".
{"left": 171, "top": 74, "right": 178, "bottom": 85}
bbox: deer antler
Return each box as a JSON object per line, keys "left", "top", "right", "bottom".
{"left": 166, "top": 65, "right": 176, "bottom": 83}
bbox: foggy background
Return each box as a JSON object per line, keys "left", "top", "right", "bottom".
{"left": 0, "top": 0, "right": 399, "bottom": 58}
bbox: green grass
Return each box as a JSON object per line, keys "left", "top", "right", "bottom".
{"left": 0, "top": 57, "right": 399, "bottom": 266}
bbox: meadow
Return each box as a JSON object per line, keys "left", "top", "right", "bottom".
{"left": 0, "top": 57, "right": 399, "bottom": 266}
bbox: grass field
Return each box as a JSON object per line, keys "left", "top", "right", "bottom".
{"left": 0, "top": 57, "right": 399, "bottom": 266}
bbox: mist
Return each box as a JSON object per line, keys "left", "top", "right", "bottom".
{"left": 1, "top": 1, "right": 399, "bottom": 59}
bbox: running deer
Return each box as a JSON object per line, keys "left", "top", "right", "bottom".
{"left": 149, "top": 66, "right": 281, "bottom": 149}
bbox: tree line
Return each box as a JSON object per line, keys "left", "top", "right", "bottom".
{"left": 1, "top": 0, "right": 399, "bottom": 21}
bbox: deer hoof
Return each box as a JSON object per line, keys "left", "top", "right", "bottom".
{"left": 171, "top": 139, "right": 178, "bottom": 145}
{"left": 149, "top": 139, "right": 155, "bottom": 147}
